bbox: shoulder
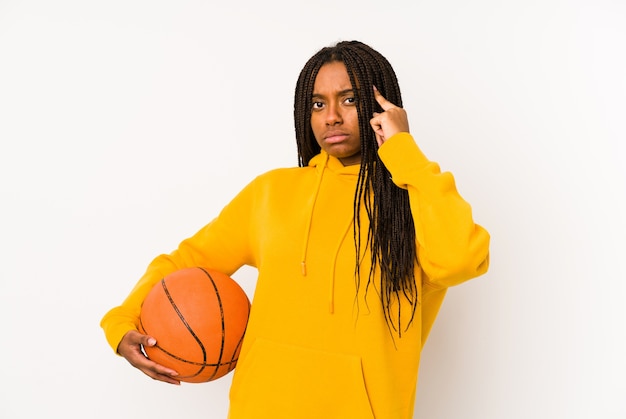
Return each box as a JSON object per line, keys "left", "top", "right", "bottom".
{"left": 254, "top": 166, "right": 313, "bottom": 183}
{"left": 241, "top": 166, "right": 315, "bottom": 195}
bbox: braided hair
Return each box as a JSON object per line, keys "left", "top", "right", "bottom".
{"left": 294, "top": 40, "right": 418, "bottom": 336}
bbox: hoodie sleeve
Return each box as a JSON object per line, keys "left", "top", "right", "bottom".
{"left": 100, "top": 177, "right": 259, "bottom": 353}
{"left": 377, "top": 132, "right": 490, "bottom": 289}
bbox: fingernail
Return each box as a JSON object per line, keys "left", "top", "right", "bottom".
{"left": 147, "top": 338, "right": 156, "bottom": 346}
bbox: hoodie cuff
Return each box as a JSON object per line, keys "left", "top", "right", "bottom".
{"left": 100, "top": 306, "right": 140, "bottom": 354}
{"left": 378, "top": 132, "right": 433, "bottom": 187}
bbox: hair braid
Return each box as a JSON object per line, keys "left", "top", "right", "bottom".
{"left": 294, "top": 40, "right": 418, "bottom": 336}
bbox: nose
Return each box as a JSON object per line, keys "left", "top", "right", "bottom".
{"left": 325, "top": 103, "right": 343, "bottom": 126}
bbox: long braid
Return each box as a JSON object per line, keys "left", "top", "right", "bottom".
{"left": 294, "top": 41, "right": 418, "bottom": 336}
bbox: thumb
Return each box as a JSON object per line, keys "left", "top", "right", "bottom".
{"left": 129, "top": 329, "right": 156, "bottom": 347}
{"left": 143, "top": 335, "right": 157, "bottom": 347}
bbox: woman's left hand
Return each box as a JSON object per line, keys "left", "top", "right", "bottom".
{"left": 370, "top": 86, "right": 410, "bottom": 146}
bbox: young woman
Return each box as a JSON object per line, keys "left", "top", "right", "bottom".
{"left": 101, "top": 40, "right": 490, "bottom": 419}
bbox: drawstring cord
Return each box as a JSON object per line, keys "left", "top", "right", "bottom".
{"left": 300, "top": 152, "right": 329, "bottom": 277}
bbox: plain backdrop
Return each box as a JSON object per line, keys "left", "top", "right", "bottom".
{"left": 1, "top": 0, "right": 624, "bottom": 418}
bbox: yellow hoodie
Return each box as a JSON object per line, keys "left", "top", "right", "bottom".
{"left": 101, "top": 132, "right": 490, "bottom": 419}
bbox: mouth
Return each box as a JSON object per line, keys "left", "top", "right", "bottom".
{"left": 323, "top": 131, "right": 349, "bottom": 144}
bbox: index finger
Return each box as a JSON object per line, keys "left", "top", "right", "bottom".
{"left": 373, "top": 85, "right": 397, "bottom": 111}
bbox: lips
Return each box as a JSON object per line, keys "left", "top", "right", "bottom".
{"left": 323, "top": 131, "right": 349, "bottom": 144}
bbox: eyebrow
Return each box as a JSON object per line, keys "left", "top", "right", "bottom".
{"left": 312, "top": 88, "right": 355, "bottom": 99}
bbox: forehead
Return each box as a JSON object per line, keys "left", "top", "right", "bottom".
{"left": 312, "top": 61, "right": 353, "bottom": 94}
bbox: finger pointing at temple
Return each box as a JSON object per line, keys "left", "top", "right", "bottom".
{"left": 370, "top": 86, "right": 410, "bottom": 146}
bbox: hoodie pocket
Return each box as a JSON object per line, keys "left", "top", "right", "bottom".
{"left": 229, "top": 338, "right": 376, "bottom": 419}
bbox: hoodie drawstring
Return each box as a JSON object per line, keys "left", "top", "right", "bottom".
{"left": 300, "top": 151, "right": 358, "bottom": 315}
{"left": 300, "top": 152, "right": 328, "bottom": 277}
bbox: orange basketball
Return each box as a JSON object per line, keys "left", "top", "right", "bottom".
{"left": 138, "top": 267, "right": 251, "bottom": 383}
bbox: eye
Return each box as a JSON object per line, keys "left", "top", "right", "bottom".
{"left": 344, "top": 96, "right": 356, "bottom": 105}
{"left": 312, "top": 101, "right": 324, "bottom": 110}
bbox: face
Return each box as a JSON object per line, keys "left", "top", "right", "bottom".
{"left": 310, "top": 61, "right": 361, "bottom": 166}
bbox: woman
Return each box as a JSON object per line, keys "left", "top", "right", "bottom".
{"left": 101, "top": 40, "right": 490, "bottom": 419}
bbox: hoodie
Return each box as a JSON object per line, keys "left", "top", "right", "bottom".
{"left": 100, "top": 132, "right": 490, "bottom": 419}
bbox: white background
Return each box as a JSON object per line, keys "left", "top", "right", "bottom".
{"left": 1, "top": 0, "right": 625, "bottom": 418}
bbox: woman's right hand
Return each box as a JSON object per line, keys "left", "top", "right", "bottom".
{"left": 117, "top": 330, "right": 181, "bottom": 385}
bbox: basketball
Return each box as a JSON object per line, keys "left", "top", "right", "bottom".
{"left": 138, "top": 267, "right": 251, "bottom": 383}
